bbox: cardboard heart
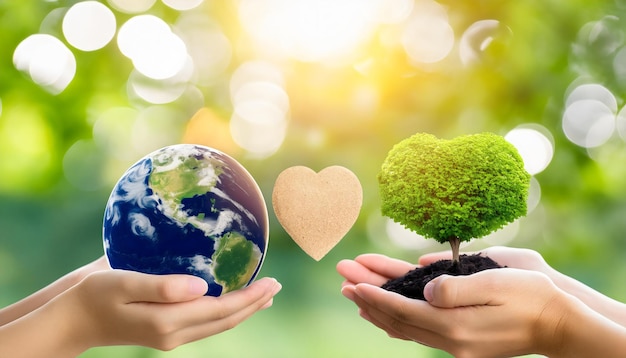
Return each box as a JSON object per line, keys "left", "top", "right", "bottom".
{"left": 272, "top": 166, "right": 363, "bottom": 261}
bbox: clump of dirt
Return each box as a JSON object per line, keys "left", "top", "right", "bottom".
{"left": 381, "top": 254, "right": 503, "bottom": 300}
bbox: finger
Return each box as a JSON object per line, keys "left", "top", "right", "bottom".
{"left": 341, "top": 285, "right": 409, "bottom": 340}
{"left": 424, "top": 271, "right": 508, "bottom": 308}
{"left": 101, "top": 270, "right": 208, "bottom": 304}
{"left": 175, "top": 277, "right": 282, "bottom": 325}
{"left": 357, "top": 306, "right": 411, "bottom": 341}
{"left": 341, "top": 285, "right": 357, "bottom": 301}
{"left": 205, "top": 277, "right": 281, "bottom": 321}
{"left": 470, "top": 246, "right": 509, "bottom": 263}
{"left": 260, "top": 297, "right": 274, "bottom": 310}
{"left": 418, "top": 247, "right": 523, "bottom": 268}
{"left": 417, "top": 251, "right": 456, "bottom": 266}
{"left": 354, "top": 254, "right": 416, "bottom": 278}
{"left": 360, "top": 303, "right": 459, "bottom": 354}
{"left": 478, "top": 247, "right": 552, "bottom": 273}
{"left": 171, "top": 279, "right": 281, "bottom": 344}
{"left": 135, "top": 277, "right": 281, "bottom": 336}
{"left": 353, "top": 283, "right": 452, "bottom": 333}
{"left": 354, "top": 283, "right": 431, "bottom": 331}
{"left": 418, "top": 248, "right": 503, "bottom": 266}
{"left": 342, "top": 284, "right": 403, "bottom": 337}
{"left": 337, "top": 259, "right": 392, "bottom": 286}
{"left": 361, "top": 307, "right": 443, "bottom": 346}
{"left": 352, "top": 284, "right": 439, "bottom": 343}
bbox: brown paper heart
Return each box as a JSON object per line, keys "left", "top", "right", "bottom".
{"left": 272, "top": 166, "right": 363, "bottom": 261}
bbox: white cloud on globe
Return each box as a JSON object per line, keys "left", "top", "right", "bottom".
{"left": 105, "top": 159, "right": 159, "bottom": 227}
{"left": 188, "top": 254, "right": 215, "bottom": 278}
{"left": 212, "top": 187, "right": 259, "bottom": 227}
{"left": 191, "top": 210, "right": 241, "bottom": 238}
{"left": 129, "top": 212, "right": 156, "bottom": 240}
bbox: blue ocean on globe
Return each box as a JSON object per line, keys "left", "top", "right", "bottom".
{"left": 103, "top": 144, "right": 269, "bottom": 296}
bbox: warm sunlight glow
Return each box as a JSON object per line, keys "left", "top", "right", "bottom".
{"left": 238, "top": 0, "right": 381, "bottom": 62}
{"left": 181, "top": 108, "right": 240, "bottom": 155}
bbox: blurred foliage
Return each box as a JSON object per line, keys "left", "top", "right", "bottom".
{"left": 1, "top": 0, "right": 626, "bottom": 357}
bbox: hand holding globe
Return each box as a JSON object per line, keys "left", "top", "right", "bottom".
{"left": 103, "top": 144, "right": 270, "bottom": 296}
{"left": 0, "top": 144, "right": 281, "bottom": 356}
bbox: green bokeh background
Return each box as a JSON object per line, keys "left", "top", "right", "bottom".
{"left": 1, "top": 1, "right": 626, "bottom": 357}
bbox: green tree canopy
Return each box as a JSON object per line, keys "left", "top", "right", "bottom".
{"left": 378, "top": 132, "right": 530, "bottom": 246}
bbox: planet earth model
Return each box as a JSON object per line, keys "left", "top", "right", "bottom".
{"left": 103, "top": 144, "right": 269, "bottom": 296}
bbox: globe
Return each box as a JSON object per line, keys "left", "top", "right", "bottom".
{"left": 103, "top": 144, "right": 269, "bottom": 296}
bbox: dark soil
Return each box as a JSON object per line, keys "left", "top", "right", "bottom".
{"left": 381, "top": 254, "right": 503, "bottom": 300}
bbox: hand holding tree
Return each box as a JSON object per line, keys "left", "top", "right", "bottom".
{"left": 337, "top": 252, "right": 626, "bottom": 358}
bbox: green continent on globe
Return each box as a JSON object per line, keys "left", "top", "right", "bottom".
{"left": 149, "top": 150, "right": 224, "bottom": 225}
{"left": 213, "top": 232, "right": 263, "bottom": 293}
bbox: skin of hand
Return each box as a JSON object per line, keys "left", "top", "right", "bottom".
{"left": 419, "top": 246, "right": 626, "bottom": 327}
{"left": 0, "top": 258, "right": 282, "bottom": 358}
{"left": 337, "top": 253, "right": 626, "bottom": 358}
{"left": 0, "top": 256, "right": 110, "bottom": 326}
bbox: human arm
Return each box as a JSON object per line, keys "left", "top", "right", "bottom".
{"left": 419, "top": 246, "right": 626, "bottom": 327}
{"left": 0, "top": 256, "right": 109, "bottom": 327}
{"left": 0, "top": 269, "right": 281, "bottom": 358}
{"left": 337, "top": 254, "right": 626, "bottom": 358}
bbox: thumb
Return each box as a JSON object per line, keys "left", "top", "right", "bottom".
{"left": 115, "top": 271, "right": 208, "bottom": 303}
{"left": 418, "top": 251, "right": 453, "bottom": 266}
{"left": 423, "top": 272, "right": 497, "bottom": 308}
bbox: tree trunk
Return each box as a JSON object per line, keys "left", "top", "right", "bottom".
{"left": 449, "top": 237, "right": 461, "bottom": 263}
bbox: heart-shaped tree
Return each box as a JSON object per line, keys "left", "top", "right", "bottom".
{"left": 377, "top": 132, "right": 530, "bottom": 298}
